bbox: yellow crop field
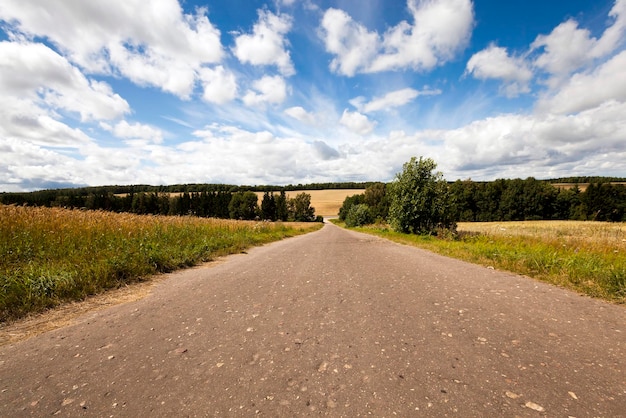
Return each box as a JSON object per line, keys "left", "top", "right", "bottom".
{"left": 552, "top": 182, "right": 626, "bottom": 192}
{"left": 457, "top": 220, "right": 626, "bottom": 250}
{"left": 255, "top": 189, "right": 364, "bottom": 217}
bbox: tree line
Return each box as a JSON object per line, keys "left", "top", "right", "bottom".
{"left": 339, "top": 160, "right": 626, "bottom": 233}
{"left": 0, "top": 189, "right": 321, "bottom": 222}
{"left": 2, "top": 170, "right": 625, "bottom": 226}
{"left": 0, "top": 181, "right": 374, "bottom": 207}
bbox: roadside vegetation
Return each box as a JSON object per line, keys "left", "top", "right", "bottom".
{"left": 335, "top": 156, "right": 625, "bottom": 303}
{"left": 334, "top": 220, "right": 625, "bottom": 303}
{"left": 0, "top": 204, "right": 322, "bottom": 322}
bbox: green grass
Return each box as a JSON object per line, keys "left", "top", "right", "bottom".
{"left": 332, "top": 219, "right": 625, "bottom": 304}
{"left": 1, "top": 204, "right": 322, "bottom": 322}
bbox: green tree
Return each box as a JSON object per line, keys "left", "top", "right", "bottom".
{"left": 276, "top": 190, "right": 289, "bottom": 221}
{"left": 364, "top": 182, "right": 389, "bottom": 221}
{"left": 338, "top": 193, "right": 365, "bottom": 221}
{"left": 388, "top": 156, "right": 457, "bottom": 234}
{"left": 261, "top": 191, "right": 277, "bottom": 221}
{"left": 289, "top": 192, "right": 316, "bottom": 222}
{"left": 228, "top": 191, "right": 259, "bottom": 220}
{"left": 345, "top": 204, "right": 373, "bottom": 227}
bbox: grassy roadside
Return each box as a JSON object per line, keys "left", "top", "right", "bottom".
{"left": 1, "top": 204, "right": 322, "bottom": 322}
{"left": 332, "top": 219, "right": 625, "bottom": 304}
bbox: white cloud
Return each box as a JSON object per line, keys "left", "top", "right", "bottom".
{"left": 0, "top": 106, "right": 93, "bottom": 148}
{"left": 233, "top": 9, "right": 295, "bottom": 76}
{"left": 319, "top": 8, "right": 380, "bottom": 76}
{"left": 0, "top": 41, "right": 129, "bottom": 121}
{"left": 339, "top": 109, "right": 376, "bottom": 135}
{"left": 531, "top": 20, "right": 596, "bottom": 82}
{"left": 243, "top": 76, "right": 289, "bottom": 107}
{"left": 352, "top": 87, "right": 441, "bottom": 113}
{"left": 536, "top": 50, "right": 626, "bottom": 115}
{"left": 199, "top": 66, "right": 238, "bottom": 104}
{"left": 101, "top": 120, "right": 164, "bottom": 144}
{"left": 466, "top": 44, "right": 533, "bottom": 97}
{"left": 284, "top": 106, "right": 316, "bottom": 124}
{"left": 467, "top": 1, "right": 626, "bottom": 95}
{"left": 531, "top": 0, "right": 626, "bottom": 86}
{"left": 319, "top": 0, "right": 474, "bottom": 76}
{"left": 0, "top": 0, "right": 224, "bottom": 98}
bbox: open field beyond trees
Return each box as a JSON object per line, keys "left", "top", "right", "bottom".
{"left": 0, "top": 204, "right": 321, "bottom": 322}
{"left": 254, "top": 189, "right": 364, "bottom": 217}
{"left": 336, "top": 220, "right": 626, "bottom": 304}
{"left": 552, "top": 182, "right": 626, "bottom": 192}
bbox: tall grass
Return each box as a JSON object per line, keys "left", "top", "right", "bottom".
{"left": 339, "top": 220, "right": 625, "bottom": 303}
{"left": 0, "top": 204, "right": 321, "bottom": 322}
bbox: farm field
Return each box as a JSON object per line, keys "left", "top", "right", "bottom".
{"left": 342, "top": 220, "right": 626, "bottom": 303}
{"left": 552, "top": 182, "right": 626, "bottom": 191}
{"left": 116, "top": 189, "right": 364, "bottom": 217}
{"left": 0, "top": 204, "right": 322, "bottom": 323}
{"left": 254, "top": 189, "right": 364, "bottom": 217}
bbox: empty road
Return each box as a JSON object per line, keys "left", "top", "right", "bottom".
{"left": 1, "top": 223, "right": 625, "bottom": 416}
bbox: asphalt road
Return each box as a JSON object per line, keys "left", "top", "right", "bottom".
{"left": 1, "top": 223, "right": 625, "bottom": 417}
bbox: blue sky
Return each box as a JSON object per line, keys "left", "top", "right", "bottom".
{"left": 1, "top": 0, "right": 625, "bottom": 192}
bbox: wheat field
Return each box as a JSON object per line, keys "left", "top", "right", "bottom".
{"left": 255, "top": 189, "right": 364, "bottom": 217}
{"left": 0, "top": 204, "right": 321, "bottom": 321}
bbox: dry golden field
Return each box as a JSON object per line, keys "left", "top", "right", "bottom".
{"left": 117, "top": 189, "right": 364, "bottom": 217}
{"left": 457, "top": 220, "right": 626, "bottom": 250}
{"left": 255, "top": 189, "right": 365, "bottom": 217}
{"left": 552, "top": 182, "right": 626, "bottom": 192}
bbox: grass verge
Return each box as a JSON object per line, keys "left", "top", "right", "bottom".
{"left": 1, "top": 204, "right": 322, "bottom": 322}
{"left": 332, "top": 219, "right": 625, "bottom": 304}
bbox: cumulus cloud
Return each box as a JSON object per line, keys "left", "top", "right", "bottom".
{"left": 350, "top": 98, "right": 626, "bottom": 181}
{"left": 313, "top": 140, "right": 341, "bottom": 160}
{"left": 0, "top": 0, "right": 224, "bottom": 98}
{"left": 233, "top": 9, "right": 295, "bottom": 76}
{"left": 466, "top": 44, "right": 533, "bottom": 97}
{"left": 319, "top": 0, "right": 474, "bottom": 76}
{"left": 536, "top": 51, "right": 626, "bottom": 115}
{"left": 532, "top": 0, "right": 626, "bottom": 86}
{"left": 284, "top": 106, "right": 316, "bottom": 124}
{"left": 0, "top": 41, "right": 129, "bottom": 122}
{"left": 199, "top": 66, "right": 238, "bottom": 104}
{"left": 100, "top": 120, "right": 164, "bottom": 144}
{"left": 339, "top": 110, "right": 376, "bottom": 135}
{"left": 466, "top": 0, "right": 626, "bottom": 97}
{"left": 351, "top": 87, "right": 441, "bottom": 113}
{"left": 319, "top": 8, "right": 380, "bottom": 77}
{"left": 243, "top": 75, "right": 289, "bottom": 107}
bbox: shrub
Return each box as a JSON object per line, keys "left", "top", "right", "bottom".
{"left": 345, "top": 204, "right": 373, "bottom": 227}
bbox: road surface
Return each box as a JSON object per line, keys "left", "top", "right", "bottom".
{"left": 1, "top": 223, "right": 625, "bottom": 416}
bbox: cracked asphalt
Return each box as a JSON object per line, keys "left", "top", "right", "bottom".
{"left": 1, "top": 222, "right": 625, "bottom": 416}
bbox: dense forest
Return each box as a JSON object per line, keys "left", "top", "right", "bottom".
{"left": 450, "top": 178, "right": 626, "bottom": 222}
{"left": 2, "top": 177, "right": 626, "bottom": 222}
{"left": 0, "top": 188, "right": 321, "bottom": 222}
{"left": 338, "top": 177, "right": 626, "bottom": 224}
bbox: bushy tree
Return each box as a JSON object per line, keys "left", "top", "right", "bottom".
{"left": 261, "top": 191, "right": 277, "bottom": 221}
{"left": 388, "top": 156, "right": 457, "bottom": 235}
{"left": 276, "top": 190, "right": 289, "bottom": 221}
{"left": 338, "top": 194, "right": 365, "bottom": 221}
{"left": 364, "top": 182, "right": 390, "bottom": 221}
{"left": 228, "top": 191, "right": 258, "bottom": 220}
{"left": 345, "top": 204, "right": 373, "bottom": 227}
{"left": 289, "top": 192, "right": 316, "bottom": 221}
